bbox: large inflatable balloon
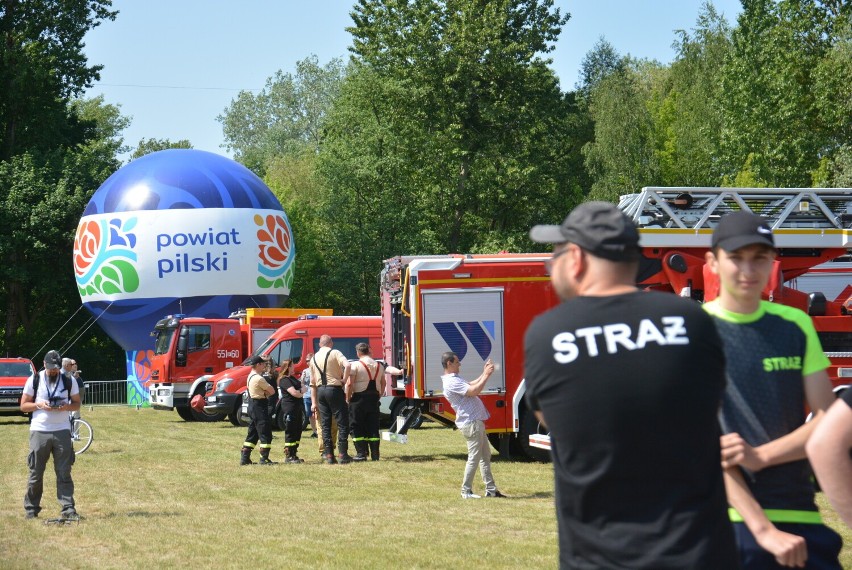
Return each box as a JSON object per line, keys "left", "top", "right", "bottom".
{"left": 73, "top": 150, "right": 294, "bottom": 402}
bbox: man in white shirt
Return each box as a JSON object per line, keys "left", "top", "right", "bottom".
{"left": 20, "top": 350, "right": 81, "bottom": 520}
{"left": 441, "top": 351, "right": 505, "bottom": 499}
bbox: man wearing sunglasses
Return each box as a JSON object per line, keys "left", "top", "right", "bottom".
{"left": 524, "top": 202, "right": 737, "bottom": 569}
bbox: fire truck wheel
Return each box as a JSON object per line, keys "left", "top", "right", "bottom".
{"left": 517, "top": 409, "right": 551, "bottom": 463}
{"left": 188, "top": 388, "right": 226, "bottom": 422}
{"left": 487, "top": 434, "right": 504, "bottom": 455}
{"left": 229, "top": 398, "right": 248, "bottom": 427}
{"left": 176, "top": 406, "right": 194, "bottom": 421}
{"left": 231, "top": 411, "right": 249, "bottom": 427}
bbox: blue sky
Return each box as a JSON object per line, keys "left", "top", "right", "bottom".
{"left": 83, "top": 1, "right": 744, "bottom": 161}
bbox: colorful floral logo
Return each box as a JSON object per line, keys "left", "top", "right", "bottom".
{"left": 128, "top": 349, "right": 154, "bottom": 406}
{"left": 74, "top": 217, "right": 140, "bottom": 297}
{"left": 255, "top": 214, "right": 295, "bottom": 290}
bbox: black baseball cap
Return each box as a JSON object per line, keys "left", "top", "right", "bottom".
{"left": 247, "top": 355, "right": 265, "bottom": 366}
{"left": 44, "top": 350, "right": 62, "bottom": 370}
{"left": 712, "top": 211, "right": 775, "bottom": 252}
{"left": 529, "top": 201, "right": 641, "bottom": 261}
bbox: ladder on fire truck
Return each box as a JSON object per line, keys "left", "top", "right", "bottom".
{"left": 618, "top": 187, "right": 852, "bottom": 249}
{"left": 529, "top": 187, "right": 852, "bottom": 452}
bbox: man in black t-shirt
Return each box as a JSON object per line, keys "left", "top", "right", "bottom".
{"left": 524, "top": 202, "right": 738, "bottom": 569}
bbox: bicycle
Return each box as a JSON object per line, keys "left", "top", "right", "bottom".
{"left": 69, "top": 412, "right": 93, "bottom": 455}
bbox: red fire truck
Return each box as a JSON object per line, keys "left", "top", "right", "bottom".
{"left": 382, "top": 187, "right": 852, "bottom": 460}
{"left": 148, "top": 307, "right": 331, "bottom": 421}
{"left": 203, "top": 314, "right": 381, "bottom": 427}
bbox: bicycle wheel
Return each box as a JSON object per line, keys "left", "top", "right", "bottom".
{"left": 71, "top": 418, "right": 93, "bottom": 455}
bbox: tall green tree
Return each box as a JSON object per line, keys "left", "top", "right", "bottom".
{"left": 650, "top": 2, "right": 732, "bottom": 186}
{"left": 309, "top": 0, "right": 582, "bottom": 312}
{"left": 576, "top": 37, "right": 626, "bottom": 96}
{"left": 583, "top": 59, "right": 663, "bottom": 203}
{"left": 720, "top": 0, "right": 852, "bottom": 186}
{"left": 0, "top": 1, "right": 122, "bottom": 370}
{"left": 130, "top": 137, "right": 192, "bottom": 161}
{"left": 218, "top": 55, "right": 346, "bottom": 175}
{"left": 347, "top": 0, "right": 577, "bottom": 253}
{"left": 0, "top": 96, "right": 126, "bottom": 366}
{"left": 0, "top": 0, "right": 117, "bottom": 161}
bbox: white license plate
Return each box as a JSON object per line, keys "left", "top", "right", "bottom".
{"left": 207, "top": 396, "right": 216, "bottom": 403}
{"left": 0, "top": 397, "right": 18, "bottom": 403}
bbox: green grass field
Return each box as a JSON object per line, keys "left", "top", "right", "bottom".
{"left": 0, "top": 407, "right": 848, "bottom": 569}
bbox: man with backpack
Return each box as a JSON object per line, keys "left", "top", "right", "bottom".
{"left": 20, "top": 350, "right": 81, "bottom": 520}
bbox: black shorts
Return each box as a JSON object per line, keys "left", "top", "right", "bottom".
{"left": 733, "top": 521, "right": 842, "bottom": 570}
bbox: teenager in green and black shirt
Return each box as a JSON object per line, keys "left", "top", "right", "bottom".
{"left": 705, "top": 211, "right": 842, "bottom": 569}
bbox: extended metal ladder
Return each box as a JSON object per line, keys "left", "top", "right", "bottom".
{"left": 618, "top": 187, "right": 852, "bottom": 249}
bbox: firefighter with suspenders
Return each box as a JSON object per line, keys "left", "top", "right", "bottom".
{"left": 347, "top": 343, "right": 403, "bottom": 461}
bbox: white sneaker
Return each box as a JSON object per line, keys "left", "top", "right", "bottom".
{"left": 460, "top": 492, "right": 481, "bottom": 499}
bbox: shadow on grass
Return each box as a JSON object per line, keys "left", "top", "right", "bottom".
{"left": 102, "top": 511, "right": 182, "bottom": 519}
{"left": 0, "top": 417, "right": 29, "bottom": 425}
{"left": 392, "top": 453, "right": 469, "bottom": 462}
{"left": 509, "top": 491, "right": 554, "bottom": 499}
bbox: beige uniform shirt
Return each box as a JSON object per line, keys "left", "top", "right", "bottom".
{"left": 309, "top": 347, "right": 348, "bottom": 388}
{"left": 247, "top": 371, "right": 273, "bottom": 399}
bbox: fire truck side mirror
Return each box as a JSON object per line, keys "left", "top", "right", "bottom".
{"left": 176, "top": 327, "right": 188, "bottom": 367}
{"left": 807, "top": 292, "right": 827, "bottom": 317}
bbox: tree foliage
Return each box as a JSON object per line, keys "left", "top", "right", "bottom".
{"left": 218, "top": 55, "right": 345, "bottom": 175}
{"left": 130, "top": 137, "right": 192, "bottom": 161}
{"left": 583, "top": 59, "right": 663, "bottom": 203}
{"left": 0, "top": 0, "right": 117, "bottom": 161}
{"left": 300, "top": 0, "right": 583, "bottom": 312}
{"left": 719, "top": 0, "right": 852, "bottom": 186}
{"left": 0, "top": 1, "right": 124, "bottom": 377}
{"left": 652, "top": 3, "right": 732, "bottom": 186}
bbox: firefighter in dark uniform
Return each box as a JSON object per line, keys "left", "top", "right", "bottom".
{"left": 277, "top": 359, "right": 305, "bottom": 464}
{"left": 347, "top": 343, "right": 403, "bottom": 461}
{"left": 240, "top": 355, "right": 276, "bottom": 465}
{"left": 262, "top": 357, "right": 280, "bottom": 419}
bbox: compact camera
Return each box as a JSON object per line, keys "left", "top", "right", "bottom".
{"left": 49, "top": 398, "right": 64, "bottom": 409}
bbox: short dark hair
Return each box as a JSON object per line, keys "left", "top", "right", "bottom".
{"left": 355, "top": 343, "right": 370, "bottom": 355}
{"left": 441, "top": 351, "right": 458, "bottom": 369}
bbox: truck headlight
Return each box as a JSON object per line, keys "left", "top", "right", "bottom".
{"left": 216, "top": 378, "right": 233, "bottom": 391}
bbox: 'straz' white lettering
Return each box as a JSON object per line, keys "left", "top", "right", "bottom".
{"left": 552, "top": 316, "right": 689, "bottom": 364}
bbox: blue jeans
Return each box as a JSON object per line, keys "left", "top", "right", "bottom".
{"left": 303, "top": 392, "right": 312, "bottom": 418}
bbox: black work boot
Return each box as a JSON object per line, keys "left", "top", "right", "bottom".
{"left": 258, "top": 447, "right": 277, "bottom": 465}
{"left": 337, "top": 441, "right": 353, "bottom": 464}
{"left": 240, "top": 446, "right": 254, "bottom": 466}
{"left": 285, "top": 446, "right": 304, "bottom": 464}
{"left": 369, "top": 440, "right": 380, "bottom": 461}
{"left": 353, "top": 441, "right": 368, "bottom": 461}
{"left": 323, "top": 453, "right": 338, "bottom": 465}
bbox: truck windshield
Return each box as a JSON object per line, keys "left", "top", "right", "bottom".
{"left": 246, "top": 336, "right": 276, "bottom": 364}
{"left": 154, "top": 328, "right": 176, "bottom": 355}
{"left": 0, "top": 362, "right": 34, "bottom": 377}
{"left": 266, "top": 339, "right": 304, "bottom": 367}
{"left": 312, "top": 337, "right": 370, "bottom": 360}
